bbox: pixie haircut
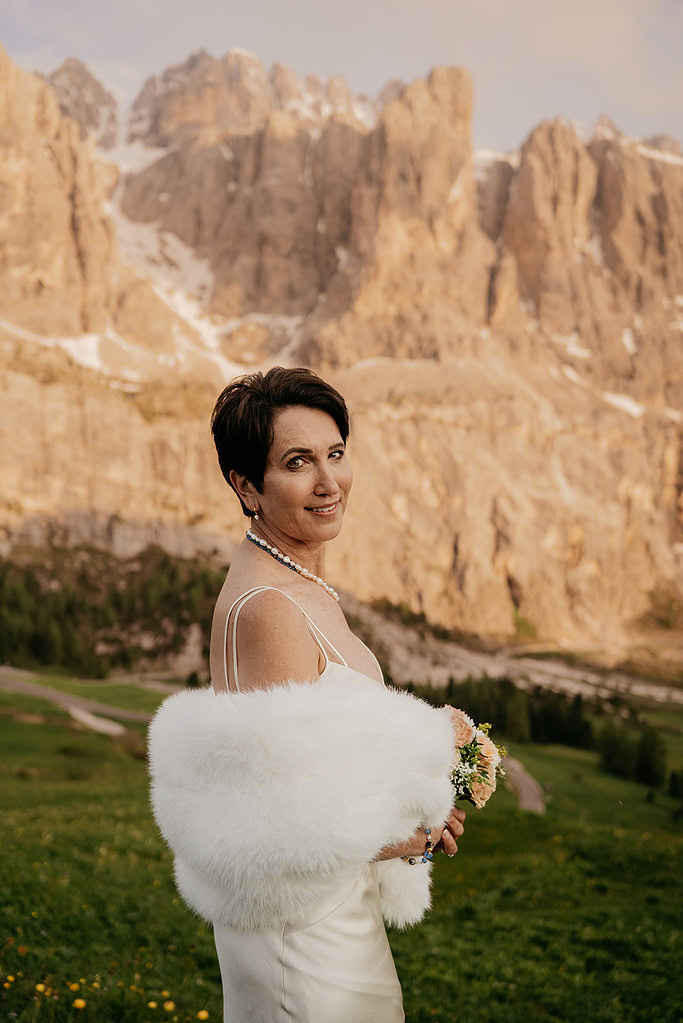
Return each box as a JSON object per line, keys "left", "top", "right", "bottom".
{"left": 210, "top": 366, "right": 350, "bottom": 517}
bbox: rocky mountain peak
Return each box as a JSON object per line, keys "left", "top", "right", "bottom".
{"left": 592, "top": 113, "right": 622, "bottom": 141}
{"left": 47, "top": 57, "right": 117, "bottom": 148}
{"left": 127, "top": 47, "right": 378, "bottom": 148}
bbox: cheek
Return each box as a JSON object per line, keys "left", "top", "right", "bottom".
{"left": 270, "top": 472, "right": 310, "bottom": 506}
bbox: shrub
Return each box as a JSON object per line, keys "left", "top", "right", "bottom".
{"left": 599, "top": 720, "right": 638, "bottom": 780}
{"left": 668, "top": 769, "right": 683, "bottom": 799}
{"left": 635, "top": 726, "right": 668, "bottom": 787}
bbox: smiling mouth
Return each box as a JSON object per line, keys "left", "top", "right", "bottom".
{"left": 305, "top": 501, "right": 339, "bottom": 515}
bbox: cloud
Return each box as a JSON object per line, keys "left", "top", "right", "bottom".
{"left": 401, "top": 0, "right": 683, "bottom": 118}
{"left": 1, "top": 0, "right": 680, "bottom": 144}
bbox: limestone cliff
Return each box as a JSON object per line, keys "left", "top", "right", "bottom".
{"left": 1, "top": 335, "right": 679, "bottom": 662}
{"left": 1, "top": 44, "right": 681, "bottom": 665}
{"left": 0, "top": 46, "right": 249, "bottom": 382}
{"left": 0, "top": 45, "right": 116, "bottom": 336}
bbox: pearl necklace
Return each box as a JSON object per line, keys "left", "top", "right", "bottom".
{"left": 246, "top": 528, "right": 340, "bottom": 601}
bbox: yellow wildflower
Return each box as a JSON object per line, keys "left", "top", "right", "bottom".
{"left": 73, "top": 998, "right": 86, "bottom": 1009}
{"left": 163, "top": 1000, "right": 176, "bottom": 1011}
{"left": 161, "top": 989, "right": 170, "bottom": 996}
{"left": 197, "top": 1011, "right": 209, "bottom": 1020}
{"left": 69, "top": 982, "right": 80, "bottom": 991}
{"left": 7, "top": 976, "right": 15, "bottom": 982}
{"left": 35, "top": 983, "right": 46, "bottom": 992}
{"left": 3, "top": 983, "right": 10, "bottom": 990}
{"left": 148, "top": 1001, "right": 158, "bottom": 1008}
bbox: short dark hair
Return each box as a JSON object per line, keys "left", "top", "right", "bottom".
{"left": 210, "top": 366, "right": 350, "bottom": 517}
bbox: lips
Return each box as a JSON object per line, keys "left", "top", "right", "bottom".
{"left": 305, "top": 501, "right": 339, "bottom": 515}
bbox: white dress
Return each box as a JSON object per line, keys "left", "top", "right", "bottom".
{"left": 212, "top": 586, "right": 405, "bottom": 1023}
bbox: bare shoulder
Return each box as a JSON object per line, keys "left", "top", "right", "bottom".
{"left": 234, "top": 588, "right": 322, "bottom": 691}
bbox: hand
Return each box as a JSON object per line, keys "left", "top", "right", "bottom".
{"left": 374, "top": 807, "right": 466, "bottom": 862}
{"left": 433, "top": 806, "right": 466, "bottom": 857}
{"left": 396, "top": 807, "right": 466, "bottom": 860}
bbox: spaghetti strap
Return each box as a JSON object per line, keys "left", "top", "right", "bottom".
{"left": 223, "top": 586, "right": 348, "bottom": 693}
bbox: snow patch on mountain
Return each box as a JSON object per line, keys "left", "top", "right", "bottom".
{"left": 0, "top": 318, "right": 141, "bottom": 382}
{"left": 622, "top": 328, "right": 637, "bottom": 355}
{"left": 602, "top": 392, "right": 645, "bottom": 418}
{"left": 552, "top": 332, "right": 592, "bottom": 359}
{"left": 107, "top": 195, "right": 214, "bottom": 303}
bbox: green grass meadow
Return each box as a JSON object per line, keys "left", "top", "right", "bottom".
{"left": 1, "top": 684, "right": 682, "bottom": 1023}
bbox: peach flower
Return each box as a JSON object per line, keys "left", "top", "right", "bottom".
{"left": 469, "top": 759, "right": 497, "bottom": 808}
{"left": 476, "top": 730, "right": 501, "bottom": 767}
{"left": 444, "top": 705, "right": 477, "bottom": 748}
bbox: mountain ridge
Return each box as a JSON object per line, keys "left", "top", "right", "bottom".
{"left": 0, "top": 44, "right": 681, "bottom": 668}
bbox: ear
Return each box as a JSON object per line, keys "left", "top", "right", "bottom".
{"left": 229, "top": 470, "right": 257, "bottom": 511}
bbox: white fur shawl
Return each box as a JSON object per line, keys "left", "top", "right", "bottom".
{"left": 147, "top": 670, "right": 455, "bottom": 932}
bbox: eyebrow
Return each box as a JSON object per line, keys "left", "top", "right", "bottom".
{"left": 280, "top": 443, "right": 345, "bottom": 462}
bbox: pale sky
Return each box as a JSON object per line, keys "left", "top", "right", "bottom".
{"left": 1, "top": 0, "right": 681, "bottom": 150}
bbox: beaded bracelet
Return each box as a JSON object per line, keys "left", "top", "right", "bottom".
{"left": 401, "top": 826, "right": 433, "bottom": 865}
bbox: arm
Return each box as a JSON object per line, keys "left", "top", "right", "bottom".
{"left": 231, "top": 589, "right": 323, "bottom": 690}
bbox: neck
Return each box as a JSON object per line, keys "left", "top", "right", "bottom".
{"left": 248, "top": 521, "right": 326, "bottom": 577}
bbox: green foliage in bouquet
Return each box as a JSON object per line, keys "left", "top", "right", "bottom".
{"left": 445, "top": 709, "right": 508, "bottom": 808}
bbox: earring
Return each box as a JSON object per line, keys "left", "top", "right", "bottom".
{"left": 253, "top": 507, "right": 259, "bottom": 521}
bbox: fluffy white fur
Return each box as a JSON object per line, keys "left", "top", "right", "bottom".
{"left": 147, "top": 670, "right": 455, "bottom": 932}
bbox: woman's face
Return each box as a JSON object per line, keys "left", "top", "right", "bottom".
{"left": 252, "top": 405, "right": 353, "bottom": 544}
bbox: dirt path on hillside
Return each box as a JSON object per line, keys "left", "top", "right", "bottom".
{"left": 342, "top": 595, "right": 683, "bottom": 707}
{"left": 0, "top": 666, "right": 151, "bottom": 722}
{"left": 502, "top": 757, "right": 546, "bottom": 814}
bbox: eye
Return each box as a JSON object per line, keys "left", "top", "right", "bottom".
{"left": 286, "top": 456, "right": 305, "bottom": 469}
{"left": 330, "top": 449, "right": 344, "bottom": 460}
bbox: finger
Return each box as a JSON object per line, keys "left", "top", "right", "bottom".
{"left": 452, "top": 807, "right": 466, "bottom": 823}
{"left": 441, "top": 830, "right": 458, "bottom": 856}
{"left": 428, "top": 827, "right": 443, "bottom": 850}
{"left": 446, "top": 817, "right": 465, "bottom": 839}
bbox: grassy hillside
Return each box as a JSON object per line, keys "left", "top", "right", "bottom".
{"left": 0, "top": 686, "right": 681, "bottom": 1023}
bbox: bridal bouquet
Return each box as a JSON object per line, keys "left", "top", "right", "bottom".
{"left": 445, "top": 706, "right": 508, "bottom": 808}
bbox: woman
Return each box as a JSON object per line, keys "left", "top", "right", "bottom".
{"left": 147, "top": 366, "right": 465, "bottom": 1023}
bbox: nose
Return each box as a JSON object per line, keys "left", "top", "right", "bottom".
{"left": 313, "top": 460, "right": 338, "bottom": 495}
